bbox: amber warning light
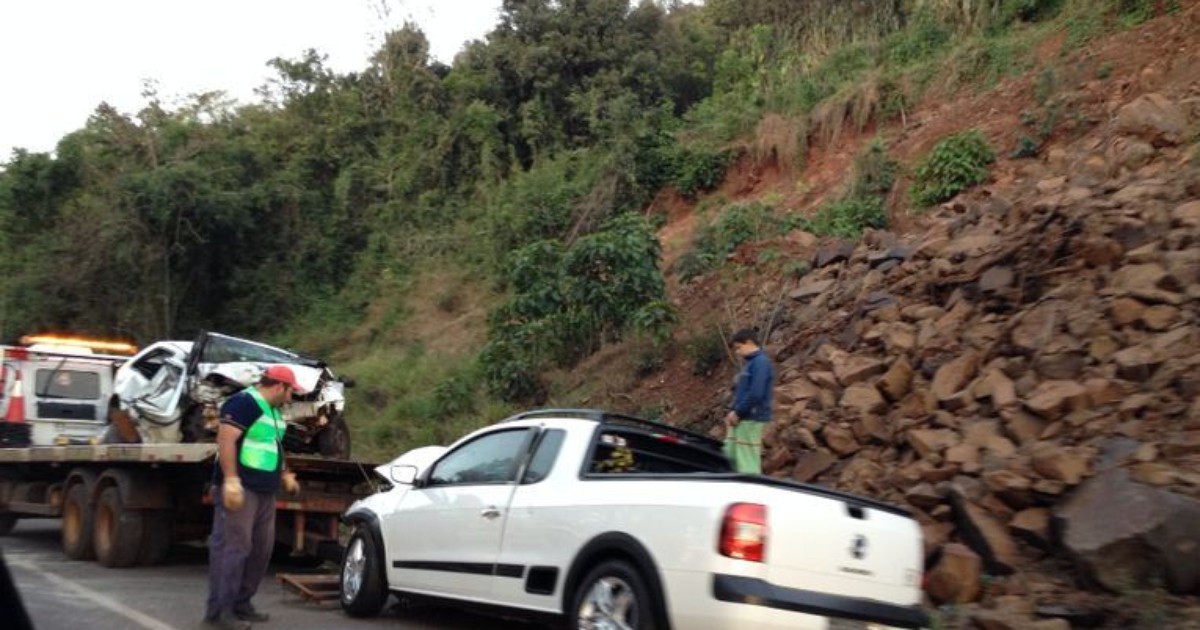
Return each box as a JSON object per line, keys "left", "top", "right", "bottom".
{"left": 18, "top": 334, "right": 138, "bottom": 356}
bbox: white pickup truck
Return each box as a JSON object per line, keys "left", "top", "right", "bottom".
{"left": 339, "top": 409, "right": 930, "bottom": 630}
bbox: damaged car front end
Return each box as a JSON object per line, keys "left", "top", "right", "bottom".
{"left": 108, "top": 331, "right": 352, "bottom": 459}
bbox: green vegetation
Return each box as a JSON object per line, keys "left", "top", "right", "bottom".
{"left": 0, "top": 0, "right": 1174, "bottom": 458}
{"left": 909, "top": 130, "right": 997, "bottom": 206}
{"left": 676, "top": 201, "right": 794, "bottom": 282}
{"left": 806, "top": 140, "right": 897, "bottom": 238}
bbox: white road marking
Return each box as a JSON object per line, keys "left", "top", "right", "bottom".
{"left": 8, "top": 558, "right": 180, "bottom": 630}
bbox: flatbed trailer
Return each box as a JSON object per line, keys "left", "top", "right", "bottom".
{"left": 0, "top": 443, "right": 380, "bottom": 568}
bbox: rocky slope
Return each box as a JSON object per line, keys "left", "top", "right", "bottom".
{"left": 750, "top": 93, "right": 1200, "bottom": 628}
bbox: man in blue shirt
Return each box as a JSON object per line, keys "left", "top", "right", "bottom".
{"left": 204, "top": 365, "right": 305, "bottom": 630}
{"left": 725, "top": 328, "right": 775, "bottom": 474}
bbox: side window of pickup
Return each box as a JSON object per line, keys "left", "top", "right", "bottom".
{"left": 428, "top": 428, "right": 534, "bottom": 486}
{"left": 522, "top": 429, "right": 565, "bottom": 484}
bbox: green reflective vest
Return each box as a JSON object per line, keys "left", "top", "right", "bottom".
{"left": 238, "top": 388, "right": 285, "bottom": 472}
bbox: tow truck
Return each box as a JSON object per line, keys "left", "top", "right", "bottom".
{"left": 0, "top": 335, "right": 378, "bottom": 567}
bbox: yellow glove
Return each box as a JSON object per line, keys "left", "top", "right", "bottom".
{"left": 222, "top": 477, "right": 245, "bottom": 511}
{"left": 282, "top": 470, "right": 300, "bottom": 495}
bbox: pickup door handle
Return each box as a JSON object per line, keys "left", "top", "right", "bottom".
{"left": 480, "top": 506, "right": 501, "bottom": 520}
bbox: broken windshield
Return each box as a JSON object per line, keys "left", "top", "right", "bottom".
{"left": 199, "top": 333, "right": 298, "bottom": 365}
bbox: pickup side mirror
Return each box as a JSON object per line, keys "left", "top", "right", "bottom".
{"left": 389, "top": 464, "right": 419, "bottom": 486}
{"left": 340, "top": 376, "right": 356, "bottom": 388}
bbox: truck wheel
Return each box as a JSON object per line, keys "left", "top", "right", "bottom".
{"left": 0, "top": 514, "right": 17, "bottom": 536}
{"left": 318, "top": 413, "right": 351, "bottom": 459}
{"left": 570, "top": 560, "right": 657, "bottom": 630}
{"left": 93, "top": 487, "right": 144, "bottom": 568}
{"left": 136, "top": 510, "right": 173, "bottom": 566}
{"left": 340, "top": 528, "right": 387, "bottom": 617}
{"left": 62, "top": 484, "right": 95, "bottom": 560}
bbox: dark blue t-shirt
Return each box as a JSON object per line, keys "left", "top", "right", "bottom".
{"left": 211, "top": 390, "right": 282, "bottom": 494}
{"left": 732, "top": 349, "right": 774, "bottom": 421}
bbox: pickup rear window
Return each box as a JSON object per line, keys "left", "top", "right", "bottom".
{"left": 588, "top": 428, "right": 731, "bottom": 475}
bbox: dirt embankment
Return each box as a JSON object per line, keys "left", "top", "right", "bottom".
{"left": 619, "top": 5, "right": 1200, "bottom": 628}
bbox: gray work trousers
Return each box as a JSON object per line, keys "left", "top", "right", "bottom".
{"left": 205, "top": 485, "right": 276, "bottom": 619}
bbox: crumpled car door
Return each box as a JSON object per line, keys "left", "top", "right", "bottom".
{"left": 118, "top": 346, "right": 189, "bottom": 426}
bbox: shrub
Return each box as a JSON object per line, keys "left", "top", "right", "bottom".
{"left": 806, "top": 196, "right": 888, "bottom": 239}
{"left": 482, "top": 213, "right": 672, "bottom": 401}
{"left": 804, "top": 140, "right": 897, "bottom": 238}
{"left": 909, "top": 130, "right": 996, "bottom": 206}
{"left": 676, "top": 201, "right": 790, "bottom": 281}
{"left": 685, "top": 329, "right": 727, "bottom": 376}
{"left": 672, "top": 146, "right": 734, "bottom": 198}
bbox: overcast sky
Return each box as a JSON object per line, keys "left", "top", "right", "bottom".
{"left": 0, "top": 0, "right": 502, "bottom": 161}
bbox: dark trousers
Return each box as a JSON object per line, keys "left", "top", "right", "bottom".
{"left": 205, "top": 485, "right": 276, "bottom": 619}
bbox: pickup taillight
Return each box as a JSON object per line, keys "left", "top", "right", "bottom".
{"left": 719, "top": 503, "right": 767, "bottom": 562}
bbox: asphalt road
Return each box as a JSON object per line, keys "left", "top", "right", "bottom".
{"left": 3, "top": 519, "right": 541, "bottom": 630}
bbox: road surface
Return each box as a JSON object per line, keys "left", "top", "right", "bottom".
{"left": 3, "top": 519, "right": 539, "bottom": 630}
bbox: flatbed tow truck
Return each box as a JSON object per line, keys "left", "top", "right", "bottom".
{"left": 0, "top": 335, "right": 380, "bottom": 568}
{"left": 0, "top": 443, "right": 379, "bottom": 567}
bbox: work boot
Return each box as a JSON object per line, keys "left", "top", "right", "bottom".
{"left": 233, "top": 603, "right": 270, "bottom": 623}
{"left": 202, "top": 611, "right": 251, "bottom": 630}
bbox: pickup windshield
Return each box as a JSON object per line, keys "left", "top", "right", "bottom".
{"left": 587, "top": 427, "right": 732, "bottom": 475}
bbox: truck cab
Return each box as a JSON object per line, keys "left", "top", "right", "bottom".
{"left": 1, "top": 344, "right": 127, "bottom": 446}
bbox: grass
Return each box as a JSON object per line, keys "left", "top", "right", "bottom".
{"left": 341, "top": 344, "right": 515, "bottom": 462}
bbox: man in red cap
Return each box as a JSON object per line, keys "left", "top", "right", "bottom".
{"left": 204, "top": 365, "right": 305, "bottom": 630}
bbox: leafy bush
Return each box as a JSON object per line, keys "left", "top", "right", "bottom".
{"left": 676, "top": 201, "right": 791, "bottom": 281}
{"left": 433, "top": 369, "right": 480, "bottom": 417}
{"left": 806, "top": 196, "right": 888, "bottom": 239}
{"left": 804, "top": 140, "right": 897, "bottom": 238}
{"left": 909, "top": 130, "right": 995, "bottom": 206}
{"left": 481, "top": 213, "right": 672, "bottom": 402}
{"left": 671, "top": 146, "right": 734, "bottom": 198}
{"left": 884, "top": 8, "right": 952, "bottom": 66}
{"left": 684, "top": 329, "right": 727, "bottom": 376}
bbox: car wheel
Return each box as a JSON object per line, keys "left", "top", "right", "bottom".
{"left": 340, "top": 528, "right": 387, "bottom": 617}
{"left": 93, "top": 486, "right": 144, "bottom": 568}
{"left": 571, "top": 559, "right": 657, "bottom": 630}
{"left": 318, "top": 413, "right": 351, "bottom": 459}
{"left": 62, "top": 483, "right": 95, "bottom": 560}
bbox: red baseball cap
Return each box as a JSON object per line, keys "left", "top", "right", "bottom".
{"left": 262, "top": 365, "right": 308, "bottom": 394}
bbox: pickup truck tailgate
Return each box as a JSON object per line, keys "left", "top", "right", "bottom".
{"left": 765, "top": 489, "right": 923, "bottom": 605}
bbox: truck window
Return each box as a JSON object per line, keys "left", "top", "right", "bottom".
{"left": 428, "top": 428, "right": 534, "bottom": 486}
{"left": 130, "top": 348, "right": 174, "bottom": 380}
{"left": 522, "top": 429, "right": 565, "bottom": 484}
{"left": 201, "top": 334, "right": 298, "bottom": 365}
{"left": 34, "top": 370, "right": 101, "bottom": 400}
{"left": 588, "top": 429, "right": 732, "bottom": 475}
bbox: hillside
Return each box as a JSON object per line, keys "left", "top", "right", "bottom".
{"left": 584, "top": 5, "right": 1200, "bottom": 629}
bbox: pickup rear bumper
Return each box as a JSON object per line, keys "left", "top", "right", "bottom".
{"left": 712, "top": 573, "right": 931, "bottom": 629}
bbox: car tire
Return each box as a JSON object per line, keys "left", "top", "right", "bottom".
{"left": 340, "top": 528, "right": 387, "bottom": 617}
{"left": 570, "top": 559, "right": 657, "bottom": 630}
{"left": 62, "top": 483, "right": 95, "bottom": 560}
{"left": 93, "top": 487, "right": 144, "bottom": 568}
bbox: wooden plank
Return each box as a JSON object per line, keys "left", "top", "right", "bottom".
{"left": 277, "top": 573, "right": 341, "bottom": 604}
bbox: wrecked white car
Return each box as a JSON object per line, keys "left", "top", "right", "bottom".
{"left": 107, "top": 331, "right": 352, "bottom": 459}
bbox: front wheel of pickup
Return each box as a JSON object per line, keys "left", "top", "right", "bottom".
{"left": 570, "top": 559, "right": 657, "bottom": 630}
{"left": 340, "top": 528, "right": 387, "bottom": 617}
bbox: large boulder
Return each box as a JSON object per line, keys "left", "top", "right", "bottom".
{"left": 1055, "top": 469, "right": 1200, "bottom": 595}
{"left": 1115, "top": 93, "right": 1189, "bottom": 146}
